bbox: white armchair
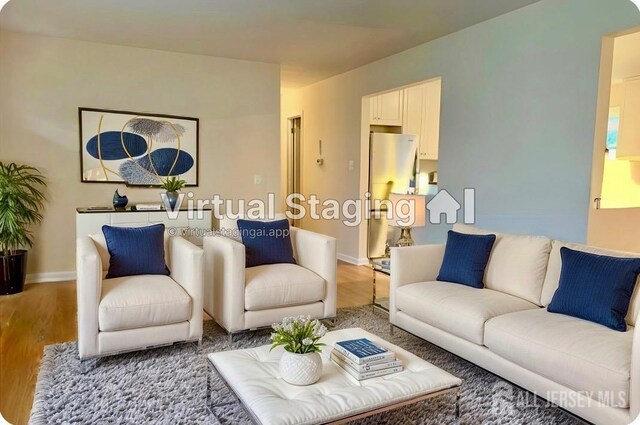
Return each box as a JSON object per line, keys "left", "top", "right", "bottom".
{"left": 76, "top": 232, "right": 204, "bottom": 360}
{"left": 203, "top": 225, "right": 337, "bottom": 335}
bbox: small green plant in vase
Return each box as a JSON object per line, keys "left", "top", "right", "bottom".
{"left": 271, "top": 316, "right": 327, "bottom": 386}
{"left": 160, "top": 176, "right": 186, "bottom": 210}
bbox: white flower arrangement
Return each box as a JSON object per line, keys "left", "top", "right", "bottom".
{"left": 270, "top": 316, "right": 327, "bottom": 354}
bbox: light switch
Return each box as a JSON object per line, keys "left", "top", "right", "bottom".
{"left": 348, "top": 160, "right": 354, "bottom": 171}
{"left": 254, "top": 175, "right": 262, "bottom": 185}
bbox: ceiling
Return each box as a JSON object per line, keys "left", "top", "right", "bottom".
{"left": 0, "top": 0, "right": 542, "bottom": 87}
{"left": 613, "top": 30, "right": 640, "bottom": 83}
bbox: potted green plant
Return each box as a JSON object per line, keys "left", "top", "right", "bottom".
{"left": 160, "top": 176, "right": 186, "bottom": 210}
{"left": 0, "top": 162, "right": 46, "bottom": 295}
{"left": 270, "top": 316, "right": 327, "bottom": 385}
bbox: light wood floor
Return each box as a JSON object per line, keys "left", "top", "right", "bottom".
{"left": 0, "top": 261, "right": 387, "bottom": 425}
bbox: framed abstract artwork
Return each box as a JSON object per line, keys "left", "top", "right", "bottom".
{"left": 79, "top": 108, "right": 199, "bottom": 186}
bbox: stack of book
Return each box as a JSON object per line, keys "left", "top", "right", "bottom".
{"left": 331, "top": 338, "right": 403, "bottom": 380}
{"left": 133, "top": 203, "right": 163, "bottom": 211}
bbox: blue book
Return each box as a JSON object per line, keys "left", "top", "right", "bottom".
{"left": 334, "top": 338, "right": 395, "bottom": 365}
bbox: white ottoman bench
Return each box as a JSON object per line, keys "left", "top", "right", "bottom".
{"left": 207, "top": 327, "right": 462, "bottom": 424}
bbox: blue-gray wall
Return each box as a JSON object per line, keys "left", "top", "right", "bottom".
{"left": 298, "top": 0, "right": 640, "bottom": 259}
{"left": 417, "top": 0, "right": 640, "bottom": 244}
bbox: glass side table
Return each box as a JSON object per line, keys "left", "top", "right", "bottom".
{"left": 371, "top": 257, "right": 391, "bottom": 312}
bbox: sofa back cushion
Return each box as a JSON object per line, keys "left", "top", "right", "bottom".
{"left": 541, "top": 240, "right": 640, "bottom": 326}
{"left": 453, "top": 224, "right": 551, "bottom": 305}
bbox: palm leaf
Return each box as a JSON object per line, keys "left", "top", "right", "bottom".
{"left": 0, "top": 162, "right": 47, "bottom": 254}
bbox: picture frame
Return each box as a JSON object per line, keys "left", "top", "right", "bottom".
{"left": 78, "top": 107, "right": 199, "bottom": 186}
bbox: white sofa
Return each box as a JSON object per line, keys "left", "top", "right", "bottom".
{"left": 76, "top": 232, "right": 204, "bottom": 359}
{"left": 390, "top": 224, "right": 640, "bottom": 425}
{"left": 203, "top": 219, "right": 337, "bottom": 334}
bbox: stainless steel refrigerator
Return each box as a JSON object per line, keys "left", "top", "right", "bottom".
{"left": 367, "top": 132, "right": 418, "bottom": 258}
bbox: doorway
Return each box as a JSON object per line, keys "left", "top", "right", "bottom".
{"left": 588, "top": 27, "right": 640, "bottom": 253}
{"left": 287, "top": 116, "right": 302, "bottom": 227}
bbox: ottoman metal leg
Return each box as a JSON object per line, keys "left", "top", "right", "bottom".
{"left": 454, "top": 389, "right": 462, "bottom": 424}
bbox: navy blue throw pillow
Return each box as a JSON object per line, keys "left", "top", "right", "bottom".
{"left": 102, "top": 224, "right": 170, "bottom": 279}
{"left": 437, "top": 230, "right": 496, "bottom": 288}
{"left": 547, "top": 247, "right": 640, "bottom": 332}
{"left": 237, "top": 219, "right": 296, "bottom": 268}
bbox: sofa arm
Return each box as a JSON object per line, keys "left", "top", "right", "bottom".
{"left": 291, "top": 227, "right": 337, "bottom": 319}
{"left": 389, "top": 244, "right": 445, "bottom": 323}
{"left": 631, "top": 324, "right": 640, "bottom": 420}
{"left": 202, "top": 235, "right": 246, "bottom": 332}
{"left": 170, "top": 236, "right": 204, "bottom": 340}
{"left": 76, "top": 237, "right": 102, "bottom": 359}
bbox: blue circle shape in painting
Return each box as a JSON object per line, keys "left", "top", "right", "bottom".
{"left": 137, "top": 148, "right": 194, "bottom": 177}
{"left": 86, "top": 131, "right": 148, "bottom": 160}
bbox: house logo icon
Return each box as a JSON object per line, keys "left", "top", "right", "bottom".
{"left": 426, "top": 190, "right": 460, "bottom": 224}
{"left": 426, "top": 188, "right": 475, "bottom": 225}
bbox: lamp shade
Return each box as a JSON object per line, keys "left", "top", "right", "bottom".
{"left": 388, "top": 193, "right": 426, "bottom": 228}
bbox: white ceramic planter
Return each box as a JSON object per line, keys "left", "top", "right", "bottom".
{"left": 279, "top": 351, "right": 323, "bottom": 386}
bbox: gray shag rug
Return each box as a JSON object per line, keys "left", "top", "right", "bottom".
{"left": 29, "top": 307, "right": 584, "bottom": 424}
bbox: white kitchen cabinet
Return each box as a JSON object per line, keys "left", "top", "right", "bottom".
{"left": 421, "top": 79, "right": 442, "bottom": 160}
{"left": 370, "top": 90, "right": 403, "bottom": 126}
{"left": 402, "top": 84, "right": 425, "bottom": 143}
{"left": 401, "top": 79, "right": 442, "bottom": 160}
{"left": 617, "top": 76, "right": 640, "bottom": 160}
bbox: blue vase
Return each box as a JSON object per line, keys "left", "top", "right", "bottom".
{"left": 165, "top": 191, "right": 179, "bottom": 209}
{"left": 112, "top": 190, "right": 128, "bottom": 209}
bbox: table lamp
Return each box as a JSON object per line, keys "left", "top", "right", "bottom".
{"left": 388, "top": 193, "right": 426, "bottom": 247}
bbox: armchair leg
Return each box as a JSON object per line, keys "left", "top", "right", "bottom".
{"left": 78, "top": 357, "right": 99, "bottom": 374}
{"left": 194, "top": 339, "right": 203, "bottom": 355}
{"left": 324, "top": 317, "right": 338, "bottom": 327}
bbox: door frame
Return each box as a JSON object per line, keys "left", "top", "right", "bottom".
{"left": 287, "top": 115, "right": 302, "bottom": 227}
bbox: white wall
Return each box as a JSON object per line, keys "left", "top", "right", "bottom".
{"left": 293, "top": 0, "right": 640, "bottom": 261}
{"left": 0, "top": 31, "right": 281, "bottom": 276}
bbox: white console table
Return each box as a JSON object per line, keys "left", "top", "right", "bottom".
{"left": 76, "top": 207, "right": 213, "bottom": 246}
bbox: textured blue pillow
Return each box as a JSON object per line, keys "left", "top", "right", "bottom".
{"left": 547, "top": 247, "right": 640, "bottom": 332}
{"left": 237, "top": 219, "right": 296, "bottom": 268}
{"left": 437, "top": 230, "right": 496, "bottom": 288}
{"left": 102, "top": 224, "right": 170, "bottom": 279}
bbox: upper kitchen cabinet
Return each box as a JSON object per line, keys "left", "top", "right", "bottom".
{"left": 370, "top": 90, "right": 403, "bottom": 126}
{"left": 401, "top": 78, "right": 442, "bottom": 160}
{"left": 421, "top": 79, "right": 442, "bottom": 160}
{"left": 617, "top": 76, "right": 640, "bottom": 160}
{"left": 402, "top": 84, "right": 425, "bottom": 141}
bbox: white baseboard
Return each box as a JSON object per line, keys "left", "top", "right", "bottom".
{"left": 337, "top": 253, "right": 369, "bottom": 266}
{"left": 26, "top": 271, "right": 76, "bottom": 284}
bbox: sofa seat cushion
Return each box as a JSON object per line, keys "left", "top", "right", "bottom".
{"left": 99, "top": 275, "right": 192, "bottom": 332}
{"left": 485, "top": 308, "right": 632, "bottom": 408}
{"left": 395, "top": 281, "right": 538, "bottom": 345}
{"left": 245, "top": 264, "right": 325, "bottom": 311}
